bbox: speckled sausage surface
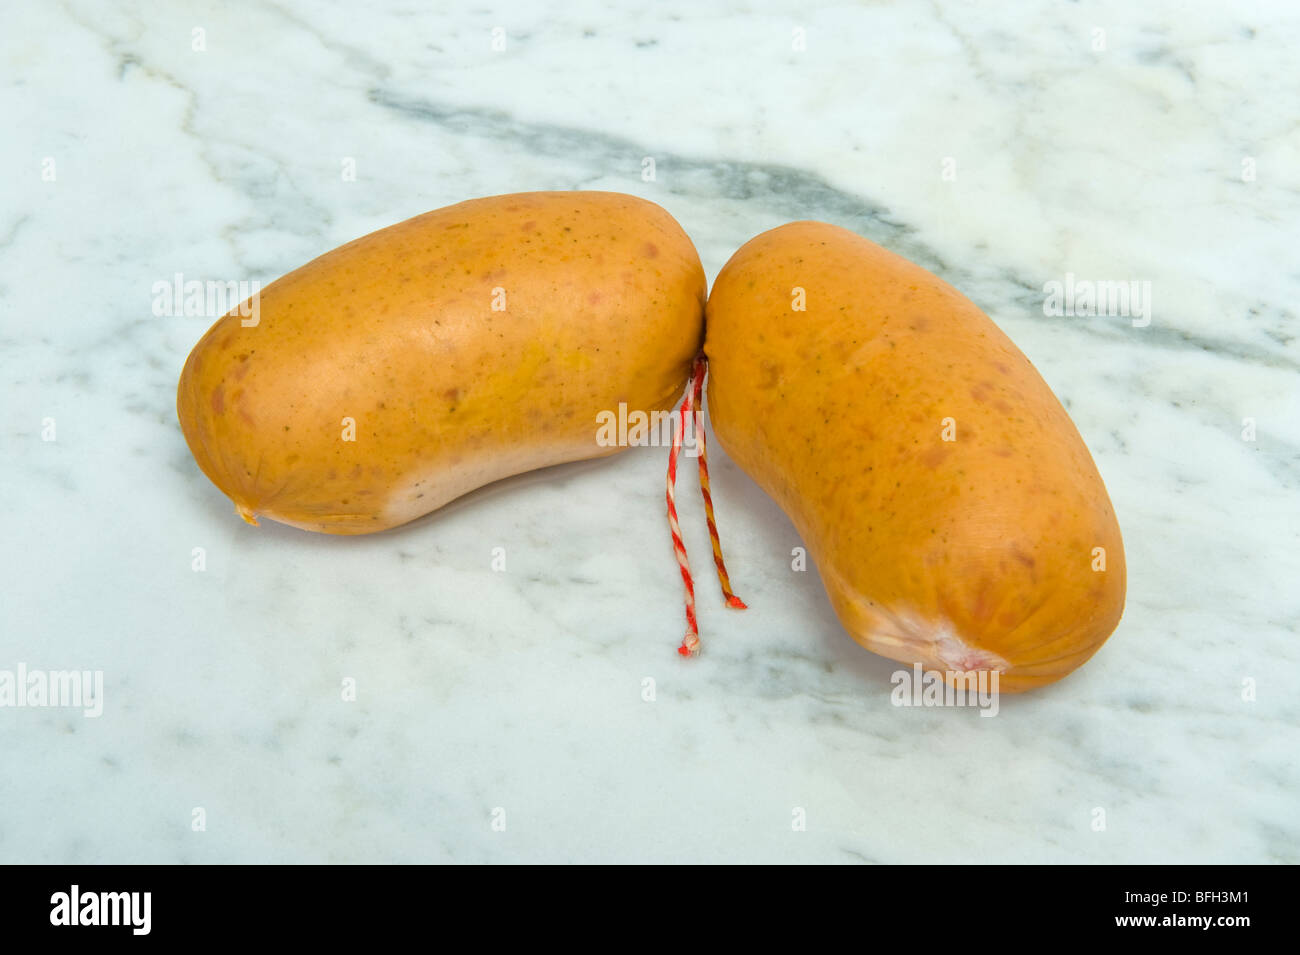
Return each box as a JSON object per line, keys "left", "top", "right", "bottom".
{"left": 177, "top": 191, "right": 705, "bottom": 534}
{"left": 704, "top": 222, "right": 1125, "bottom": 692}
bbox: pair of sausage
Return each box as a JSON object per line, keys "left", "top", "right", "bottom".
{"left": 177, "top": 192, "right": 1125, "bottom": 691}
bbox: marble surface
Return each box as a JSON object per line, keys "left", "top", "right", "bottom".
{"left": 2, "top": 0, "right": 1297, "bottom": 864}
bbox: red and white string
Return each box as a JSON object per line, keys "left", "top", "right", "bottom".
{"left": 666, "top": 355, "right": 746, "bottom": 657}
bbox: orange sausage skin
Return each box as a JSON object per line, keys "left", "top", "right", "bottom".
{"left": 178, "top": 192, "right": 706, "bottom": 534}
{"left": 705, "top": 222, "right": 1125, "bottom": 692}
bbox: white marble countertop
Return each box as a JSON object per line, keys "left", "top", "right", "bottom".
{"left": 3, "top": 0, "right": 1297, "bottom": 863}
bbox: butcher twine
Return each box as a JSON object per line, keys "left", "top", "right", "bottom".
{"left": 666, "top": 354, "right": 746, "bottom": 657}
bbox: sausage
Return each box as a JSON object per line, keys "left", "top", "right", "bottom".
{"left": 177, "top": 191, "right": 705, "bottom": 533}
{"left": 704, "top": 222, "right": 1125, "bottom": 692}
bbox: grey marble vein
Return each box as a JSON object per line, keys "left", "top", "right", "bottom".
{"left": 1, "top": 0, "right": 1296, "bottom": 864}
